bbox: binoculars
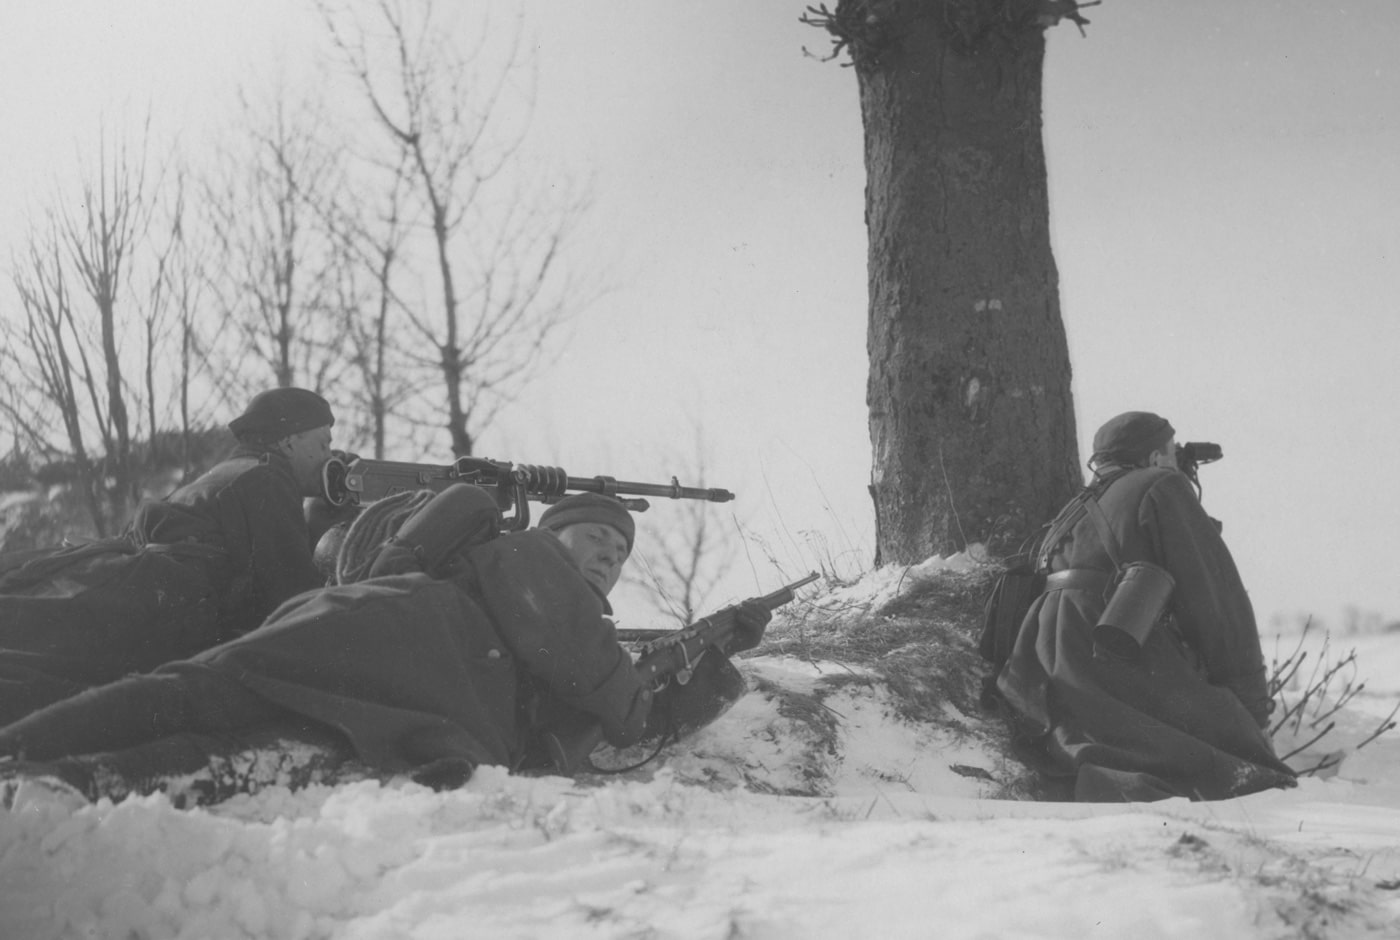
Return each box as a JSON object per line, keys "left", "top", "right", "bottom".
{"left": 1176, "top": 441, "right": 1221, "bottom": 474}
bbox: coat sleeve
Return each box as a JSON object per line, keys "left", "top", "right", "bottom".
{"left": 227, "top": 463, "right": 325, "bottom": 618}
{"left": 1140, "top": 473, "right": 1272, "bottom": 720}
{"left": 464, "top": 531, "right": 653, "bottom": 748}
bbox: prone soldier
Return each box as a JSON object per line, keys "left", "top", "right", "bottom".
{"left": 0, "top": 388, "right": 335, "bottom": 725}
{"left": 0, "top": 490, "right": 789, "bottom": 805}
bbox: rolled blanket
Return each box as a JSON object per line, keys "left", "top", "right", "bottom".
{"left": 334, "top": 490, "right": 435, "bottom": 584}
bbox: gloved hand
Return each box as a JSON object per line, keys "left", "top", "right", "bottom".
{"left": 723, "top": 600, "right": 773, "bottom": 655}
{"left": 1247, "top": 695, "right": 1278, "bottom": 730}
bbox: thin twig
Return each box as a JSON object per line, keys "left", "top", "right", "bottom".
{"left": 1279, "top": 721, "right": 1336, "bottom": 762}
{"left": 1309, "top": 679, "right": 1365, "bottom": 729}
{"left": 1270, "top": 648, "right": 1307, "bottom": 696}
{"left": 1354, "top": 701, "right": 1400, "bottom": 751}
{"left": 1294, "top": 753, "right": 1343, "bottom": 777}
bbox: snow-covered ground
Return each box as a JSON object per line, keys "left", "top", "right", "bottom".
{"left": 3, "top": 564, "right": 1400, "bottom": 939}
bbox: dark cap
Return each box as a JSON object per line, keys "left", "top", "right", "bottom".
{"left": 538, "top": 493, "right": 635, "bottom": 553}
{"left": 1092, "top": 411, "right": 1175, "bottom": 466}
{"left": 228, "top": 388, "right": 334, "bottom": 442}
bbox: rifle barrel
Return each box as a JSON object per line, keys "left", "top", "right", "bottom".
{"left": 617, "top": 573, "right": 818, "bottom": 645}
{"left": 544, "top": 571, "right": 821, "bottom": 774}
{"left": 757, "top": 572, "right": 820, "bottom": 606}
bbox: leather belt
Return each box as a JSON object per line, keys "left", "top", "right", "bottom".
{"left": 1043, "top": 568, "right": 1113, "bottom": 595}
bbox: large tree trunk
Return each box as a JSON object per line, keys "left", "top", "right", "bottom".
{"left": 846, "top": 0, "right": 1081, "bottom": 564}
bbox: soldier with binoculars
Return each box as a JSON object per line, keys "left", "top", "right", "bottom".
{"left": 992, "top": 411, "right": 1297, "bottom": 802}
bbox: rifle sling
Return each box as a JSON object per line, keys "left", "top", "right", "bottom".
{"left": 1083, "top": 495, "right": 1124, "bottom": 571}
{"left": 1036, "top": 469, "right": 1129, "bottom": 574}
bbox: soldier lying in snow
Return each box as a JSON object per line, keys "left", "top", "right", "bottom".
{"left": 0, "top": 490, "right": 770, "bottom": 806}
{"left": 0, "top": 389, "right": 336, "bottom": 726}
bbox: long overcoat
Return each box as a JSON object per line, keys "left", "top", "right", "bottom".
{"left": 0, "top": 447, "right": 322, "bottom": 723}
{"left": 191, "top": 529, "right": 653, "bottom": 771}
{"left": 996, "top": 465, "right": 1297, "bottom": 801}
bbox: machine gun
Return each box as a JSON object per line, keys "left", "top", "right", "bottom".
{"left": 319, "top": 454, "right": 734, "bottom": 530}
{"left": 543, "top": 571, "right": 821, "bottom": 774}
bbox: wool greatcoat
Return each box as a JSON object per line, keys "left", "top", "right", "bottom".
{"left": 0, "top": 446, "right": 323, "bottom": 724}
{"left": 996, "top": 464, "right": 1297, "bottom": 802}
{"left": 196, "top": 528, "right": 653, "bottom": 770}
{"left": 0, "top": 529, "right": 655, "bottom": 786}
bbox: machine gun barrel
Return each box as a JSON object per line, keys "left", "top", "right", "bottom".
{"left": 319, "top": 455, "right": 734, "bottom": 529}
{"left": 540, "top": 469, "right": 733, "bottom": 504}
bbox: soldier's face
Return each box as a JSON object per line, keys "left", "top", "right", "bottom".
{"left": 554, "top": 522, "right": 629, "bottom": 596}
{"left": 278, "top": 425, "right": 334, "bottom": 495}
{"left": 1150, "top": 438, "right": 1179, "bottom": 471}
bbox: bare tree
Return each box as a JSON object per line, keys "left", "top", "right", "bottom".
{"left": 140, "top": 164, "right": 185, "bottom": 469}
{"left": 151, "top": 165, "right": 226, "bottom": 479}
{"left": 2, "top": 127, "right": 166, "bottom": 532}
{"left": 626, "top": 429, "right": 740, "bottom": 626}
{"left": 0, "top": 124, "right": 225, "bottom": 528}
{"left": 8, "top": 224, "right": 108, "bottom": 532}
{"left": 59, "top": 129, "right": 157, "bottom": 521}
{"left": 804, "top": 1, "right": 1092, "bottom": 563}
{"left": 200, "top": 83, "right": 351, "bottom": 402}
{"left": 327, "top": 153, "right": 419, "bottom": 459}
{"left": 319, "top": 0, "right": 589, "bottom": 457}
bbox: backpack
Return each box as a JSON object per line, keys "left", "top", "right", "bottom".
{"left": 977, "top": 554, "right": 1044, "bottom": 709}
{"left": 978, "top": 557, "right": 1045, "bottom": 670}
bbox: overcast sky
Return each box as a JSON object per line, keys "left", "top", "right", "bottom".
{"left": 2, "top": 1, "right": 1397, "bottom": 629}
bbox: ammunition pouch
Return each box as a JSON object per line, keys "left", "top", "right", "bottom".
{"left": 1023, "top": 474, "right": 1176, "bottom": 665}
{"left": 1092, "top": 562, "right": 1175, "bottom": 661}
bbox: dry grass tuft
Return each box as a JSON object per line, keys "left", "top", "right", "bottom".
{"left": 744, "top": 563, "right": 1049, "bottom": 798}
{"left": 754, "top": 566, "right": 996, "bottom": 725}
{"left": 1172, "top": 823, "right": 1392, "bottom": 937}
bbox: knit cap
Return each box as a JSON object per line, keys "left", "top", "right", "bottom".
{"left": 1091, "top": 411, "right": 1175, "bottom": 465}
{"left": 229, "top": 388, "right": 334, "bottom": 441}
{"left": 537, "top": 493, "right": 635, "bottom": 553}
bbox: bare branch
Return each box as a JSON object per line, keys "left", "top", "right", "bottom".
{"left": 318, "top": 0, "right": 585, "bottom": 457}
{"left": 626, "top": 424, "right": 741, "bottom": 625}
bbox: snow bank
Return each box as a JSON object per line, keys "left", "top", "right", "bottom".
{"left": 6, "top": 762, "right": 1399, "bottom": 939}
{"left": 3, "top": 556, "right": 1399, "bottom": 937}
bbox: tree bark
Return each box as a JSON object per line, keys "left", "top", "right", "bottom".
{"left": 845, "top": 0, "right": 1081, "bottom": 563}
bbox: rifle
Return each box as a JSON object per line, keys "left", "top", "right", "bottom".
{"left": 544, "top": 571, "right": 821, "bottom": 774}
{"left": 319, "top": 454, "right": 734, "bottom": 530}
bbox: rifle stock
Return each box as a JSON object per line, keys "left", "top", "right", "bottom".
{"left": 544, "top": 572, "right": 820, "bottom": 774}
{"left": 320, "top": 455, "right": 734, "bottom": 530}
